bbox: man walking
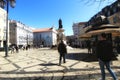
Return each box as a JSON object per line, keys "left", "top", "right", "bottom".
{"left": 58, "top": 40, "right": 67, "bottom": 66}
{"left": 96, "top": 33, "right": 118, "bottom": 80}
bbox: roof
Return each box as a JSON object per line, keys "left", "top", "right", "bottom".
{"left": 79, "top": 28, "right": 120, "bottom": 38}
{"left": 33, "top": 28, "right": 53, "bottom": 33}
{"left": 78, "top": 22, "right": 87, "bottom": 25}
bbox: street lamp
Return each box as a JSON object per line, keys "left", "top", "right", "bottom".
{"left": 0, "top": 0, "right": 16, "bottom": 57}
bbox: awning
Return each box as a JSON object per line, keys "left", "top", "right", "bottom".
{"left": 80, "top": 28, "right": 120, "bottom": 38}
{"left": 99, "top": 24, "right": 119, "bottom": 28}
{"left": 85, "top": 24, "right": 119, "bottom": 33}
{"left": 87, "top": 28, "right": 120, "bottom": 34}
{"left": 79, "top": 33, "right": 91, "bottom": 38}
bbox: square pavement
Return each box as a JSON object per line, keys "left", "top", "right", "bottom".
{"left": 0, "top": 48, "right": 119, "bottom": 80}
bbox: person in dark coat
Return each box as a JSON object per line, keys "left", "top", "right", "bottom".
{"left": 86, "top": 40, "right": 92, "bottom": 54}
{"left": 58, "top": 40, "right": 67, "bottom": 66}
{"left": 15, "top": 45, "right": 19, "bottom": 53}
{"left": 96, "top": 33, "right": 118, "bottom": 80}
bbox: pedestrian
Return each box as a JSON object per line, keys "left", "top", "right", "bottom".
{"left": 91, "top": 41, "right": 97, "bottom": 54}
{"left": 26, "top": 45, "right": 28, "bottom": 50}
{"left": 58, "top": 40, "right": 67, "bottom": 66}
{"left": 11, "top": 46, "right": 15, "bottom": 54}
{"left": 86, "top": 40, "right": 92, "bottom": 54}
{"left": 96, "top": 33, "right": 118, "bottom": 80}
{"left": 15, "top": 45, "right": 19, "bottom": 53}
{"left": 22, "top": 45, "right": 25, "bottom": 50}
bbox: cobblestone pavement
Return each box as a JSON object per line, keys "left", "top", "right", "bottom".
{"left": 0, "top": 48, "right": 120, "bottom": 80}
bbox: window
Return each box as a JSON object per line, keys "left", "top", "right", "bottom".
{"left": 107, "top": 11, "right": 111, "bottom": 16}
{"left": 113, "top": 15, "right": 120, "bottom": 23}
{"left": 113, "top": 7, "right": 117, "bottom": 13}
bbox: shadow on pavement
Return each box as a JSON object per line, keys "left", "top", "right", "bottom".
{"left": 40, "top": 63, "right": 58, "bottom": 66}
{"left": 0, "top": 51, "right": 119, "bottom": 80}
{"left": 0, "top": 68, "right": 120, "bottom": 80}
{"left": 66, "top": 52, "right": 98, "bottom": 62}
{"left": 0, "top": 68, "right": 101, "bottom": 80}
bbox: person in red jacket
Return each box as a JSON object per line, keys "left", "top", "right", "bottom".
{"left": 96, "top": 33, "right": 118, "bottom": 80}
{"left": 58, "top": 40, "right": 67, "bottom": 66}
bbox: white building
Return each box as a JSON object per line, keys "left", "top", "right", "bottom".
{"left": 0, "top": 7, "right": 7, "bottom": 48}
{"left": 33, "top": 27, "right": 57, "bottom": 47}
{"left": 72, "top": 22, "right": 86, "bottom": 47}
{"left": 72, "top": 22, "right": 86, "bottom": 36}
{"left": 9, "top": 20, "right": 33, "bottom": 47}
{"left": 79, "top": 22, "right": 88, "bottom": 37}
{"left": 72, "top": 22, "right": 80, "bottom": 36}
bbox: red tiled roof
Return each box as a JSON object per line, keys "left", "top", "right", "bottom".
{"left": 33, "top": 28, "right": 52, "bottom": 33}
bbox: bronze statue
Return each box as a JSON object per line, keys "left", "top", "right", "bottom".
{"left": 59, "top": 19, "right": 63, "bottom": 29}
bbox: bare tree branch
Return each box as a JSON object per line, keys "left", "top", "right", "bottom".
{"left": 98, "top": 0, "right": 104, "bottom": 10}
{"left": 79, "top": 0, "right": 115, "bottom": 5}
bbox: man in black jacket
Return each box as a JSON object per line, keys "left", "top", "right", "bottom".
{"left": 96, "top": 33, "right": 118, "bottom": 80}
{"left": 58, "top": 40, "right": 67, "bottom": 66}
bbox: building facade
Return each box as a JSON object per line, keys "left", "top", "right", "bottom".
{"left": 9, "top": 20, "right": 33, "bottom": 47}
{"left": 72, "top": 22, "right": 80, "bottom": 36}
{"left": 0, "top": 7, "right": 7, "bottom": 48}
{"left": 72, "top": 22, "right": 86, "bottom": 47}
{"left": 81, "top": 0, "right": 120, "bottom": 38}
{"left": 33, "top": 27, "right": 57, "bottom": 47}
{"left": 79, "top": 22, "right": 87, "bottom": 36}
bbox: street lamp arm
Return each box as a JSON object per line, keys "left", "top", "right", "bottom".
{"left": 10, "top": 0, "right": 16, "bottom": 8}
{"left": 0, "top": 0, "right": 6, "bottom": 8}
{"left": 0, "top": 0, "right": 16, "bottom": 8}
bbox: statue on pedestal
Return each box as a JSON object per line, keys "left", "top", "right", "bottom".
{"left": 57, "top": 19, "right": 66, "bottom": 45}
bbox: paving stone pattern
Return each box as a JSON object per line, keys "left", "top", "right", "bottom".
{"left": 0, "top": 48, "right": 120, "bottom": 80}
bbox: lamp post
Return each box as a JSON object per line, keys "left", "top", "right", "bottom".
{"left": 0, "top": 0, "right": 16, "bottom": 57}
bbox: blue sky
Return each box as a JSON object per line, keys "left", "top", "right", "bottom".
{"left": 8, "top": 0, "right": 116, "bottom": 36}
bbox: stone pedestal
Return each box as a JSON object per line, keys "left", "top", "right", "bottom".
{"left": 57, "top": 28, "right": 66, "bottom": 45}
